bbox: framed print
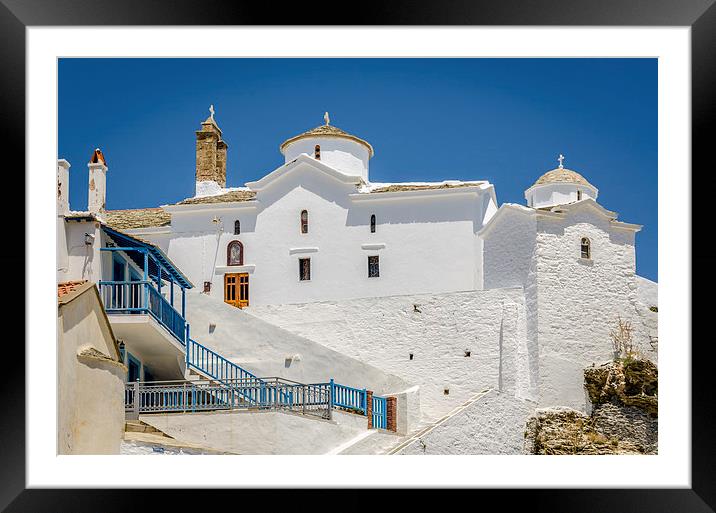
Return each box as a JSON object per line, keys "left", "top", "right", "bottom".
{"left": 3, "top": 0, "right": 713, "bottom": 510}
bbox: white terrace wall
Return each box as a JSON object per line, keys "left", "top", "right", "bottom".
{"left": 247, "top": 288, "right": 529, "bottom": 422}
{"left": 184, "top": 290, "right": 410, "bottom": 395}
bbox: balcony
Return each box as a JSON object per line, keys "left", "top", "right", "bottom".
{"left": 98, "top": 280, "right": 186, "bottom": 344}
{"left": 99, "top": 226, "right": 194, "bottom": 380}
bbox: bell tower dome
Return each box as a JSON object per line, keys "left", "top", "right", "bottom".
{"left": 524, "top": 154, "right": 598, "bottom": 208}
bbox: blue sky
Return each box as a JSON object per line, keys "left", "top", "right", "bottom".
{"left": 59, "top": 58, "right": 657, "bottom": 281}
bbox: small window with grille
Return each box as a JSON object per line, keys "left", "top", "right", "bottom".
{"left": 370, "top": 214, "right": 376, "bottom": 233}
{"left": 368, "top": 255, "right": 380, "bottom": 278}
{"left": 300, "top": 210, "right": 308, "bottom": 234}
{"left": 314, "top": 144, "right": 321, "bottom": 160}
{"left": 299, "top": 258, "right": 311, "bottom": 281}
{"left": 580, "top": 237, "right": 591, "bottom": 259}
{"left": 234, "top": 220, "right": 240, "bottom": 235}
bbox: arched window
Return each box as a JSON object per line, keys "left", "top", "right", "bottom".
{"left": 314, "top": 144, "right": 321, "bottom": 160}
{"left": 227, "top": 240, "right": 244, "bottom": 266}
{"left": 370, "top": 214, "right": 376, "bottom": 233}
{"left": 234, "top": 220, "right": 240, "bottom": 235}
{"left": 577, "top": 190, "right": 582, "bottom": 201}
{"left": 580, "top": 237, "right": 591, "bottom": 259}
{"left": 300, "top": 210, "right": 309, "bottom": 234}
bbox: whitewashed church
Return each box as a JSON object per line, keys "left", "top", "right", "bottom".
{"left": 56, "top": 108, "right": 657, "bottom": 455}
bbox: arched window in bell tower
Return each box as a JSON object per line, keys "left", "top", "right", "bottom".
{"left": 580, "top": 237, "right": 591, "bottom": 260}
{"left": 300, "top": 210, "right": 309, "bottom": 234}
{"left": 234, "top": 220, "right": 240, "bottom": 235}
{"left": 370, "top": 214, "right": 376, "bottom": 233}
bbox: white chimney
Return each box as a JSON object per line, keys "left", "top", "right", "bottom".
{"left": 57, "top": 159, "right": 71, "bottom": 215}
{"left": 87, "top": 148, "right": 108, "bottom": 214}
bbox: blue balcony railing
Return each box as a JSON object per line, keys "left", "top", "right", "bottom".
{"left": 98, "top": 280, "right": 187, "bottom": 345}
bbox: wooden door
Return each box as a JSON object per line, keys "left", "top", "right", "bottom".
{"left": 224, "top": 273, "right": 249, "bottom": 308}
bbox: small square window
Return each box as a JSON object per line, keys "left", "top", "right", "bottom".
{"left": 299, "top": 258, "right": 311, "bottom": 281}
{"left": 368, "top": 255, "right": 380, "bottom": 278}
{"left": 409, "top": 353, "right": 414, "bottom": 361}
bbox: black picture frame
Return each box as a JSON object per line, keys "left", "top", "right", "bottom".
{"left": 3, "top": 0, "right": 711, "bottom": 511}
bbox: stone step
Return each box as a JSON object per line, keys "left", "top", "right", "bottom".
{"left": 125, "top": 420, "right": 172, "bottom": 437}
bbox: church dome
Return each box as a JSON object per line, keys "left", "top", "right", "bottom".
{"left": 279, "top": 114, "right": 373, "bottom": 181}
{"left": 532, "top": 167, "right": 594, "bottom": 188}
{"left": 524, "top": 157, "right": 598, "bottom": 209}
{"left": 280, "top": 122, "right": 374, "bottom": 157}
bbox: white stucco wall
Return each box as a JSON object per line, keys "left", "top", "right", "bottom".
{"left": 184, "top": 290, "right": 410, "bottom": 394}
{"left": 152, "top": 163, "right": 492, "bottom": 306}
{"left": 396, "top": 390, "right": 535, "bottom": 455}
{"left": 482, "top": 206, "right": 536, "bottom": 290}
{"left": 58, "top": 287, "right": 126, "bottom": 454}
{"left": 526, "top": 182, "right": 597, "bottom": 209}
{"left": 57, "top": 219, "right": 104, "bottom": 284}
{"left": 247, "top": 288, "right": 528, "bottom": 422}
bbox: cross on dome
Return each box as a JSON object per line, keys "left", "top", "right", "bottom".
{"left": 324, "top": 111, "right": 330, "bottom": 126}
{"left": 558, "top": 153, "right": 565, "bottom": 169}
{"left": 209, "top": 104, "right": 215, "bottom": 120}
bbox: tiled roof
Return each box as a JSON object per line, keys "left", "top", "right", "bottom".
{"left": 175, "top": 190, "right": 257, "bottom": 205}
{"left": 103, "top": 208, "right": 171, "bottom": 230}
{"left": 280, "top": 124, "right": 374, "bottom": 157}
{"left": 532, "top": 168, "right": 594, "bottom": 188}
{"left": 58, "top": 280, "right": 88, "bottom": 299}
{"left": 369, "top": 182, "right": 484, "bottom": 194}
{"left": 77, "top": 347, "right": 115, "bottom": 362}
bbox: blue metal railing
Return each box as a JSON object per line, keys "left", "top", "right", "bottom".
{"left": 98, "top": 281, "right": 187, "bottom": 345}
{"left": 126, "top": 377, "right": 332, "bottom": 419}
{"left": 372, "top": 395, "right": 388, "bottom": 429}
{"left": 330, "top": 380, "right": 367, "bottom": 414}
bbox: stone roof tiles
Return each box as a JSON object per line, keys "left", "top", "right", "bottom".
{"left": 280, "top": 124, "right": 374, "bottom": 157}
{"left": 369, "top": 182, "right": 484, "bottom": 194}
{"left": 532, "top": 167, "right": 594, "bottom": 188}
{"left": 175, "top": 189, "right": 257, "bottom": 205}
{"left": 103, "top": 208, "right": 171, "bottom": 230}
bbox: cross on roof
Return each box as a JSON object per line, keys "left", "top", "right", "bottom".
{"left": 324, "top": 111, "right": 330, "bottom": 125}
{"left": 209, "top": 104, "right": 215, "bottom": 120}
{"left": 558, "top": 153, "right": 565, "bottom": 169}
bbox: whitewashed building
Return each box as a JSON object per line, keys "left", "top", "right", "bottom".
{"left": 57, "top": 109, "right": 657, "bottom": 454}
{"left": 107, "top": 111, "right": 497, "bottom": 307}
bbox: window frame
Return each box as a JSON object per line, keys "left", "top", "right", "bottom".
{"left": 227, "top": 240, "right": 244, "bottom": 266}
{"left": 300, "top": 209, "right": 309, "bottom": 234}
{"left": 234, "top": 219, "right": 241, "bottom": 235}
{"left": 368, "top": 255, "right": 380, "bottom": 278}
{"left": 299, "top": 257, "right": 311, "bottom": 281}
{"left": 580, "top": 237, "right": 591, "bottom": 260}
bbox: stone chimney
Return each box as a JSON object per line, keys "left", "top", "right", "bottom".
{"left": 195, "top": 105, "right": 228, "bottom": 196}
{"left": 87, "top": 148, "right": 108, "bottom": 214}
{"left": 57, "top": 159, "right": 71, "bottom": 215}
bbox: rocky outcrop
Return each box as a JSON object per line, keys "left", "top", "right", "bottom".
{"left": 524, "top": 358, "right": 657, "bottom": 455}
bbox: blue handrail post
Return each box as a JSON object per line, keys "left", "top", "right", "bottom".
{"left": 328, "top": 379, "right": 334, "bottom": 420}
{"left": 185, "top": 328, "right": 191, "bottom": 368}
{"left": 362, "top": 388, "right": 367, "bottom": 416}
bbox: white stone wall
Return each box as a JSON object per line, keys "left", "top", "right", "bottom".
{"left": 396, "top": 390, "right": 535, "bottom": 455}
{"left": 482, "top": 206, "right": 536, "bottom": 290}
{"left": 247, "top": 288, "right": 528, "bottom": 422}
{"left": 533, "top": 205, "right": 649, "bottom": 409}
{"left": 152, "top": 163, "right": 492, "bottom": 307}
